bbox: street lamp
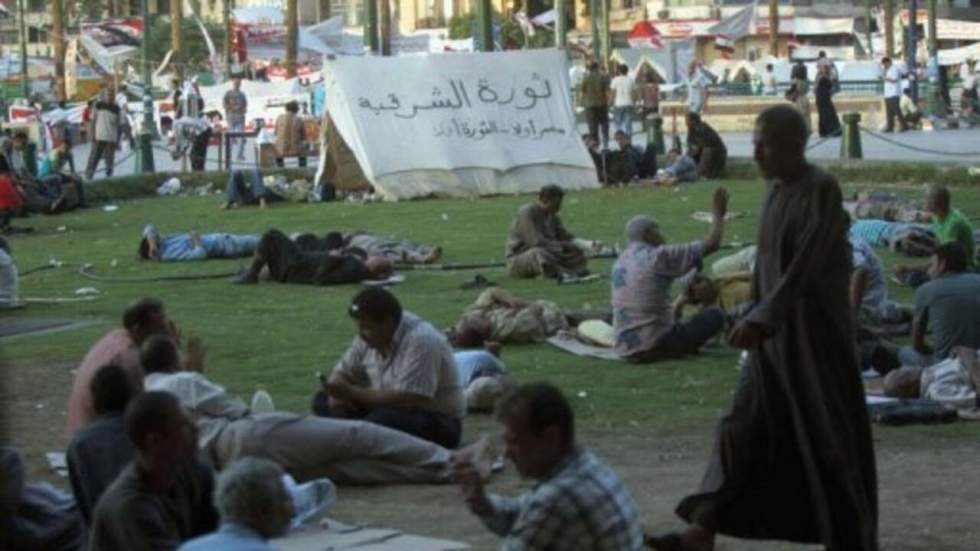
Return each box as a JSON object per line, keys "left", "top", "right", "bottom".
{"left": 136, "top": 0, "right": 157, "bottom": 173}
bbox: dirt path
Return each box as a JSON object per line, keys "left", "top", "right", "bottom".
{"left": 3, "top": 360, "right": 979, "bottom": 550}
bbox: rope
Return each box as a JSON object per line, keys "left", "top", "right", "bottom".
{"left": 78, "top": 264, "right": 241, "bottom": 283}
{"left": 858, "top": 126, "right": 980, "bottom": 157}
{"left": 806, "top": 136, "right": 834, "bottom": 151}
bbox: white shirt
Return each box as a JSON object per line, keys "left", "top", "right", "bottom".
{"left": 144, "top": 371, "right": 249, "bottom": 453}
{"left": 762, "top": 72, "right": 777, "bottom": 94}
{"left": 609, "top": 75, "right": 634, "bottom": 107}
{"left": 688, "top": 68, "right": 712, "bottom": 113}
{"left": 883, "top": 65, "right": 901, "bottom": 98}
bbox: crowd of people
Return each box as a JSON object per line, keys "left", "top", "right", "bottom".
{"left": 8, "top": 102, "right": 980, "bottom": 551}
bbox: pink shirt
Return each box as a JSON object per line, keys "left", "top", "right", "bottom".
{"left": 65, "top": 329, "right": 143, "bottom": 437}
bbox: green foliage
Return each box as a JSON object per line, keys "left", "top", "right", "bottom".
{"left": 144, "top": 17, "right": 228, "bottom": 75}
{"left": 447, "top": 12, "right": 478, "bottom": 40}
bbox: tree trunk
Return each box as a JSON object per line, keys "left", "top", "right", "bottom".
{"left": 52, "top": 0, "right": 66, "bottom": 101}
{"left": 883, "top": 0, "right": 894, "bottom": 57}
{"left": 286, "top": 0, "right": 298, "bottom": 77}
{"left": 768, "top": 0, "right": 778, "bottom": 57}
{"left": 171, "top": 0, "right": 183, "bottom": 78}
{"left": 380, "top": 0, "right": 391, "bottom": 55}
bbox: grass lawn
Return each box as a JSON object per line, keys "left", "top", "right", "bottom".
{"left": 4, "top": 177, "right": 980, "bottom": 549}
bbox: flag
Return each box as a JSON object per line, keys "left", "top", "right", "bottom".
{"left": 708, "top": 2, "right": 757, "bottom": 57}
{"left": 627, "top": 21, "right": 663, "bottom": 49}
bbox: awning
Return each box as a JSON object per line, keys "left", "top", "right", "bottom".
{"left": 793, "top": 17, "right": 855, "bottom": 36}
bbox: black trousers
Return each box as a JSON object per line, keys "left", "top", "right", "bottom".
{"left": 884, "top": 97, "right": 905, "bottom": 132}
{"left": 311, "top": 391, "right": 462, "bottom": 449}
{"left": 585, "top": 107, "right": 609, "bottom": 146}
{"left": 627, "top": 307, "right": 726, "bottom": 363}
{"left": 85, "top": 140, "right": 116, "bottom": 179}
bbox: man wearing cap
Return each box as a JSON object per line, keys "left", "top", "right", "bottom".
{"left": 314, "top": 287, "right": 466, "bottom": 448}
{"left": 611, "top": 187, "right": 729, "bottom": 362}
{"left": 505, "top": 185, "right": 587, "bottom": 279}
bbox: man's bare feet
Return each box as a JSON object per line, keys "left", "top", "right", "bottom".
{"left": 955, "top": 347, "right": 980, "bottom": 398}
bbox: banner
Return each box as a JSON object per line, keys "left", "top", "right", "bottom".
{"left": 325, "top": 49, "right": 593, "bottom": 179}
{"left": 65, "top": 39, "right": 78, "bottom": 99}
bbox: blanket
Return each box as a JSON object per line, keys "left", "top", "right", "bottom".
{"left": 547, "top": 331, "right": 623, "bottom": 362}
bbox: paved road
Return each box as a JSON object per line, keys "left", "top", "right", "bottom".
{"left": 722, "top": 126, "right": 980, "bottom": 165}
{"left": 74, "top": 124, "right": 980, "bottom": 183}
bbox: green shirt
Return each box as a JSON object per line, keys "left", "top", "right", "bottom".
{"left": 932, "top": 208, "right": 976, "bottom": 269}
{"left": 578, "top": 72, "right": 610, "bottom": 108}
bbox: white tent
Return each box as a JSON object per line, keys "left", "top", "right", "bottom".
{"left": 319, "top": 50, "right": 600, "bottom": 201}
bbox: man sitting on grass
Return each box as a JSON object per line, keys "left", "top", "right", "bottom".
{"left": 67, "top": 364, "right": 137, "bottom": 527}
{"left": 65, "top": 297, "right": 179, "bottom": 435}
{"left": 611, "top": 188, "right": 729, "bottom": 362}
{"left": 139, "top": 224, "right": 259, "bottom": 262}
{"left": 313, "top": 287, "right": 466, "bottom": 449}
{"left": 505, "top": 185, "right": 588, "bottom": 279}
{"left": 652, "top": 147, "right": 698, "bottom": 186}
{"left": 89, "top": 391, "right": 219, "bottom": 550}
{"left": 236, "top": 229, "right": 392, "bottom": 286}
{"left": 898, "top": 243, "right": 980, "bottom": 368}
{"left": 453, "top": 383, "right": 643, "bottom": 550}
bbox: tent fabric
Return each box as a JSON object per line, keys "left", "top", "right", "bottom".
{"left": 938, "top": 42, "right": 980, "bottom": 66}
{"left": 612, "top": 40, "right": 695, "bottom": 85}
{"left": 322, "top": 50, "right": 599, "bottom": 201}
{"left": 793, "top": 17, "right": 855, "bottom": 36}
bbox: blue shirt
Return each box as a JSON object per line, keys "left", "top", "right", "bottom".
{"left": 849, "top": 219, "right": 894, "bottom": 247}
{"left": 160, "top": 233, "right": 259, "bottom": 262}
{"left": 454, "top": 350, "right": 506, "bottom": 385}
{"left": 179, "top": 522, "right": 276, "bottom": 551}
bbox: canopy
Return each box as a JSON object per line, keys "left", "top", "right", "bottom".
{"left": 320, "top": 50, "right": 599, "bottom": 201}
{"left": 611, "top": 40, "right": 695, "bottom": 84}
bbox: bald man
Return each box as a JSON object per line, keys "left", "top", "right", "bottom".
{"left": 649, "top": 105, "right": 878, "bottom": 551}
{"left": 610, "top": 188, "right": 728, "bottom": 363}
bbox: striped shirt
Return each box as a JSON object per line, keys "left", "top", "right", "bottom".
{"left": 480, "top": 449, "right": 642, "bottom": 551}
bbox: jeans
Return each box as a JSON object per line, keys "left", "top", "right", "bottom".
{"left": 224, "top": 169, "right": 274, "bottom": 206}
{"left": 229, "top": 120, "right": 247, "bottom": 159}
{"left": 628, "top": 307, "right": 727, "bottom": 363}
{"left": 613, "top": 106, "right": 633, "bottom": 136}
{"left": 311, "top": 391, "right": 462, "bottom": 449}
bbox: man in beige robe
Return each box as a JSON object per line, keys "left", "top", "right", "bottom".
{"left": 505, "top": 185, "right": 587, "bottom": 279}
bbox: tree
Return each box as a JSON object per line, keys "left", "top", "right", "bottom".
{"left": 447, "top": 10, "right": 554, "bottom": 49}
{"left": 285, "top": 0, "right": 297, "bottom": 76}
{"left": 144, "top": 18, "right": 227, "bottom": 76}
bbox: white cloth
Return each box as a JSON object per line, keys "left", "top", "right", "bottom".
{"left": 144, "top": 371, "right": 249, "bottom": 453}
{"left": 921, "top": 358, "right": 978, "bottom": 409}
{"left": 883, "top": 65, "right": 902, "bottom": 98}
{"left": 609, "top": 75, "right": 634, "bottom": 107}
{"left": 0, "top": 249, "right": 19, "bottom": 307}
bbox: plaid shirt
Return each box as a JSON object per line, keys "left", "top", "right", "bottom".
{"left": 480, "top": 449, "right": 642, "bottom": 551}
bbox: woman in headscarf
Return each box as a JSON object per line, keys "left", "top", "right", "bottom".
{"left": 815, "top": 64, "right": 842, "bottom": 137}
